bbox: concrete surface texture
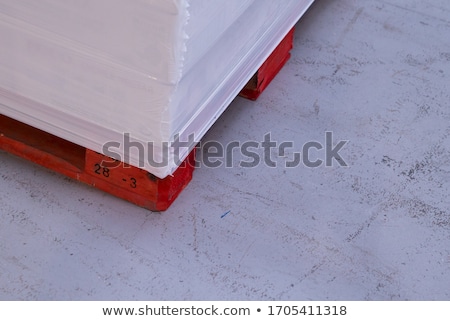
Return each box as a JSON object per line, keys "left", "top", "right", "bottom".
{"left": 1, "top": 0, "right": 449, "bottom": 300}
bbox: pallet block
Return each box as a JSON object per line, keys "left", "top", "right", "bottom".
{"left": 240, "top": 28, "right": 295, "bottom": 100}
{"left": 0, "top": 27, "right": 295, "bottom": 211}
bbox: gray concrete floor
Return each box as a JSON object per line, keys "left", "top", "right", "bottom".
{"left": 1, "top": 0, "right": 449, "bottom": 300}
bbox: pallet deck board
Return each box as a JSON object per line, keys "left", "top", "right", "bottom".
{"left": 0, "top": 114, "right": 196, "bottom": 211}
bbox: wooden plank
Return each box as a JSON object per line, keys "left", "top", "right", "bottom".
{"left": 0, "top": 114, "right": 195, "bottom": 211}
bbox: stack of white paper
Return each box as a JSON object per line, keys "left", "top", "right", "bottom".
{"left": 0, "top": 0, "right": 315, "bottom": 178}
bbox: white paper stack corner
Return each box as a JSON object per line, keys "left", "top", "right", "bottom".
{"left": 0, "top": 0, "right": 315, "bottom": 178}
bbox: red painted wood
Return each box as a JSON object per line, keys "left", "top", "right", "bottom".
{"left": 239, "top": 28, "right": 295, "bottom": 100}
{"left": 0, "top": 114, "right": 195, "bottom": 211}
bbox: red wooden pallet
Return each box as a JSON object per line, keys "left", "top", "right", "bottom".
{"left": 0, "top": 114, "right": 196, "bottom": 211}
{"left": 0, "top": 27, "right": 295, "bottom": 211}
